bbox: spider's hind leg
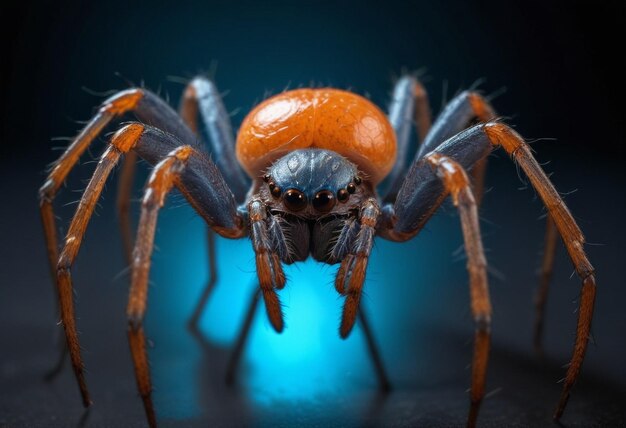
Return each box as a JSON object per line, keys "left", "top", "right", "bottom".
{"left": 380, "top": 149, "right": 491, "bottom": 428}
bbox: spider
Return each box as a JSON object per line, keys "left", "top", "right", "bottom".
{"left": 40, "top": 75, "right": 596, "bottom": 428}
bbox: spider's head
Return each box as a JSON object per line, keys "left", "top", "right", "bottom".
{"left": 261, "top": 149, "right": 368, "bottom": 218}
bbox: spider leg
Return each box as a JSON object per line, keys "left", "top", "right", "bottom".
{"left": 41, "top": 88, "right": 202, "bottom": 376}
{"left": 44, "top": 121, "right": 244, "bottom": 410}
{"left": 380, "top": 150, "right": 491, "bottom": 427}
{"left": 428, "top": 154, "right": 491, "bottom": 428}
{"left": 383, "top": 122, "right": 595, "bottom": 422}
{"left": 379, "top": 75, "right": 431, "bottom": 197}
{"left": 179, "top": 77, "right": 249, "bottom": 200}
{"left": 383, "top": 89, "right": 497, "bottom": 202}
{"left": 248, "top": 200, "right": 286, "bottom": 332}
{"left": 177, "top": 77, "right": 251, "bottom": 329}
{"left": 128, "top": 144, "right": 245, "bottom": 427}
{"left": 41, "top": 88, "right": 200, "bottom": 274}
{"left": 418, "top": 90, "right": 496, "bottom": 202}
{"left": 116, "top": 78, "right": 243, "bottom": 330}
{"left": 50, "top": 124, "right": 145, "bottom": 407}
{"left": 127, "top": 146, "right": 192, "bottom": 427}
{"left": 482, "top": 123, "right": 595, "bottom": 420}
{"left": 410, "top": 90, "right": 559, "bottom": 350}
{"left": 335, "top": 198, "right": 380, "bottom": 338}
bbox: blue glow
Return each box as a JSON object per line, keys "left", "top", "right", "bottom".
{"left": 147, "top": 202, "right": 457, "bottom": 419}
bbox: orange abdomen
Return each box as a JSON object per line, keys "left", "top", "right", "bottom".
{"left": 236, "top": 89, "right": 397, "bottom": 184}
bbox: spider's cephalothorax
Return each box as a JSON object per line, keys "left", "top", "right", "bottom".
{"left": 261, "top": 149, "right": 366, "bottom": 218}
{"left": 258, "top": 149, "right": 370, "bottom": 264}
{"left": 41, "top": 75, "right": 596, "bottom": 428}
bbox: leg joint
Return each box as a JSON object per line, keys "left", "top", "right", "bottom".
{"left": 474, "top": 314, "right": 491, "bottom": 333}
{"left": 57, "top": 252, "right": 73, "bottom": 272}
{"left": 110, "top": 123, "right": 145, "bottom": 153}
{"left": 483, "top": 122, "right": 525, "bottom": 153}
{"left": 101, "top": 88, "right": 145, "bottom": 115}
{"left": 128, "top": 313, "right": 144, "bottom": 332}
{"left": 39, "top": 179, "right": 56, "bottom": 203}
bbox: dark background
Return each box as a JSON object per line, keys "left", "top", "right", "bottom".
{"left": 1, "top": 1, "right": 624, "bottom": 427}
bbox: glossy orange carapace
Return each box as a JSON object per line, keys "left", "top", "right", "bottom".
{"left": 236, "top": 89, "right": 397, "bottom": 184}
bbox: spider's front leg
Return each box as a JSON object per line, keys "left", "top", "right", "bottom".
{"left": 40, "top": 88, "right": 200, "bottom": 271}
{"left": 379, "top": 152, "right": 490, "bottom": 428}
{"left": 128, "top": 145, "right": 245, "bottom": 427}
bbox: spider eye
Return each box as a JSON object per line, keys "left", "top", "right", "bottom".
{"left": 337, "top": 188, "right": 349, "bottom": 202}
{"left": 283, "top": 189, "right": 307, "bottom": 211}
{"left": 269, "top": 182, "right": 282, "bottom": 198}
{"left": 313, "top": 190, "right": 336, "bottom": 213}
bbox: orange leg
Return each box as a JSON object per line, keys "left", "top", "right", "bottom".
{"left": 39, "top": 90, "right": 143, "bottom": 280}
{"left": 40, "top": 89, "right": 150, "bottom": 381}
{"left": 483, "top": 123, "right": 596, "bottom": 420}
{"left": 126, "top": 145, "right": 196, "bottom": 428}
{"left": 425, "top": 153, "right": 492, "bottom": 428}
{"left": 52, "top": 124, "right": 146, "bottom": 406}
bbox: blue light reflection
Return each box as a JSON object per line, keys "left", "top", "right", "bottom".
{"left": 147, "top": 202, "right": 456, "bottom": 420}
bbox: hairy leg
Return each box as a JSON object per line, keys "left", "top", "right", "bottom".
{"left": 483, "top": 123, "right": 595, "bottom": 420}
{"left": 43, "top": 120, "right": 244, "bottom": 410}
{"left": 51, "top": 124, "right": 145, "bottom": 406}
{"left": 41, "top": 88, "right": 199, "bottom": 274}
{"left": 403, "top": 91, "right": 559, "bottom": 349}
{"left": 424, "top": 153, "right": 491, "bottom": 428}
{"left": 127, "top": 145, "right": 193, "bottom": 428}
{"left": 177, "top": 77, "right": 250, "bottom": 329}
{"left": 381, "top": 149, "right": 492, "bottom": 427}
{"left": 40, "top": 88, "right": 201, "bottom": 378}
{"left": 127, "top": 144, "right": 245, "bottom": 427}
{"left": 383, "top": 122, "right": 595, "bottom": 421}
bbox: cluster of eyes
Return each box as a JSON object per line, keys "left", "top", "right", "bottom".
{"left": 263, "top": 174, "right": 362, "bottom": 213}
